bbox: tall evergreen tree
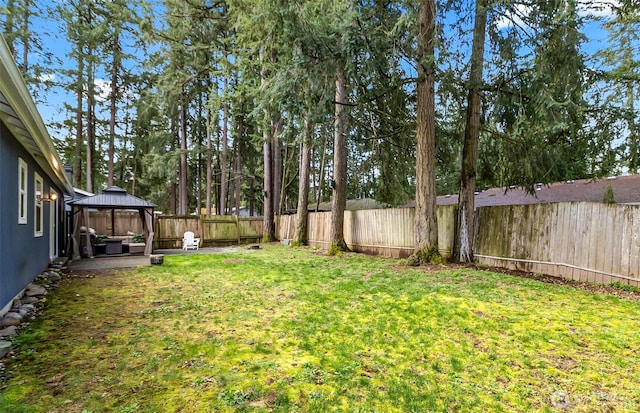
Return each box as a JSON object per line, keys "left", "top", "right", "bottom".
{"left": 453, "top": 0, "right": 488, "bottom": 263}
{"left": 411, "top": 0, "right": 440, "bottom": 265}
{"left": 598, "top": 0, "right": 640, "bottom": 173}
{"left": 329, "top": 64, "right": 350, "bottom": 253}
{"left": 481, "top": 0, "right": 589, "bottom": 189}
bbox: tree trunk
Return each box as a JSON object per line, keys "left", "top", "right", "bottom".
{"left": 206, "top": 101, "right": 213, "bottom": 216}
{"left": 170, "top": 120, "right": 178, "bottom": 215}
{"left": 294, "top": 117, "right": 313, "bottom": 245}
{"left": 20, "top": 0, "right": 30, "bottom": 73}
{"left": 86, "top": 50, "right": 95, "bottom": 193}
{"left": 411, "top": 0, "right": 439, "bottom": 265}
{"left": 329, "top": 65, "right": 349, "bottom": 254}
{"left": 234, "top": 113, "right": 244, "bottom": 216}
{"left": 278, "top": 140, "right": 288, "bottom": 214}
{"left": 249, "top": 173, "right": 255, "bottom": 217}
{"left": 315, "top": 125, "right": 328, "bottom": 212}
{"left": 263, "top": 135, "right": 275, "bottom": 240}
{"left": 74, "top": 51, "right": 83, "bottom": 188}
{"left": 179, "top": 88, "right": 188, "bottom": 215}
{"left": 453, "top": 0, "right": 488, "bottom": 263}
{"left": 196, "top": 94, "right": 203, "bottom": 215}
{"left": 272, "top": 115, "right": 282, "bottom": 215}
{"left": 627, "top": 79, "right": 638, "bottom": 173}
{"left": 220, "top": 83, "right": 229, "bottom": 215}
{"left": 108, "top": 33, "right": 120, "bottom": 188}
{"left": 261, "top": 54, "right": 275, "bottom": 240}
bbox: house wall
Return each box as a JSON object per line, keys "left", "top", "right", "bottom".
{"left": 0, "top": 122, "right": 65, "bottom": 311}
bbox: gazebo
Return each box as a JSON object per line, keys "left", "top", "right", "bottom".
{"left": 68, "top": 186, "right": 156, "bottom": 259}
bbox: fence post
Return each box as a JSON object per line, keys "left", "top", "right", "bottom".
{"left": 235, "top": 215, "right": 240, "bottom": 244}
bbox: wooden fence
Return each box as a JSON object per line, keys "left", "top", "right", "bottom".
{"left": 474, "top": 202, "right": 640, "bottom": 285}
{"left": 153, "top": 215, "right": 263, "bottom": 249}
{"left": 277, "top": 207, "right": 456, "bottom": 258}
{"left": 88, "top": 210, "right": 143, "bottom": 235}
{"left": 92, "top": 203, "right": 640, "bottom": 285}
{"left": 277, "top": 202, "right": 640, "bottom": 286}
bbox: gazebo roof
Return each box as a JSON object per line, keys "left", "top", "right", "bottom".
{"left": 68, "top": 186, "right": 156, "bottom": 209}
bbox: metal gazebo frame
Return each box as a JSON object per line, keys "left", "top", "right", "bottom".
{"left": 68, "top": 186, "right": 156, "bottom": 259}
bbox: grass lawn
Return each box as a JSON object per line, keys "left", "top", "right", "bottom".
{"left": 0, "top": 245, "right": 639, "bottom": 412}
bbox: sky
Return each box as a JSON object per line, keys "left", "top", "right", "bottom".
{"left": 6, "top": 0, "right": 624, "bottom": 142}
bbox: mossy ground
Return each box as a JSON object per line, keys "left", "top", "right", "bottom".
{"left": 1, "top": 245, "right": 639, "bottom": 412}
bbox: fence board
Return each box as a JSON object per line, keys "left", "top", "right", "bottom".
{"left": 619, "top": 207, "right": 632, "bottom": 280}
{"left": 610, "top": 206, "right": 624, "bottom": 278}
{"left": 535, "top": 204, "right": 550, "bottom": 276}
{"left": 631, "top": 209, "right": 640, "bottom": 281}
{"left": 586, "top": 204, "right": 598, "bottom": 280}
{"left": 595, "top": 205, "right": 608, "bottom": 283}
{"left": 579, "top": 204, "right": 593, "bottom": 282}
{"left": 560, "top": 203, "right": 573, "bottom": 279}
{"left": 548, "top": 204, "right": 560, "bottom": 268}
{"left": 604, "top": 206, "right": 614, "bottom": 281}
{"left": 88, "top": 210, "right": 144, "bottom": 235}
{"left": 572, "top": 203, "right": 586, "bottom": 281}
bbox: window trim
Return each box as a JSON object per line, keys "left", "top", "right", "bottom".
{"left": 18, "top": 158, "right": 27, "bottom": 224}
{"left": 34, "top": 172, "right": 43, "bottom": 237}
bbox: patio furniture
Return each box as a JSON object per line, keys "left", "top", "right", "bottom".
{"left": 182, "top": 231, "right": 200, "bottom": 250}
{"left": 128, "top": 243, "right": 146, "bottom": 254}
{"left": 105, "top": 239, "right": 123, "bottom": 255}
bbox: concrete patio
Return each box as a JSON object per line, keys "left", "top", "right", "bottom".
{"left": 66, "top": 247, "right": 240, "bottom": 271}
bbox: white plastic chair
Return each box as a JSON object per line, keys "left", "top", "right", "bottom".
{"left": 182, "top": 231, "right": 200, "bottom": 250}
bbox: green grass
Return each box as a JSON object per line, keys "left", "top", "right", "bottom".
{"left": 1, "top": 244, "right": 640, "bottom": 412}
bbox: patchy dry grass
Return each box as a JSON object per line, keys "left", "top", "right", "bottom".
{"left": 1, "top": 245, "right": 640, "bottom": 412}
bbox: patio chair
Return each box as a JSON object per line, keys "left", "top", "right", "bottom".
{"left": 182, "top": 231, "right": 200, "bottom": 250}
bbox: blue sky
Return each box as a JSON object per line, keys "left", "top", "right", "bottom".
{"left": 16, "top": 0, "right": 622, "bottom": 141}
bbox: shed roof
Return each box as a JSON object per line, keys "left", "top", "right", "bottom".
{"left": 0, "top": 36, "right": 73, "bottom": 196}
{"left": 68, "top": 186, "right": 156, "bottom": 209}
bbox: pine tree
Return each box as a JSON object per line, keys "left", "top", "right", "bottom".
{"left": 453, "top": 0, "right": 488, "bottom": 263}
{"left": 411, "top": 0, "right": 440, "bottom": 265}
{"left": 598, "top": 0, "right": 640, "bottom": 173}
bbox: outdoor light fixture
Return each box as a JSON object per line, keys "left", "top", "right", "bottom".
{"left": 36, "top": 191, "right": 58, "bottom": 202}
{"left": 329, "top": 179, "right": 336, "bottom": 190}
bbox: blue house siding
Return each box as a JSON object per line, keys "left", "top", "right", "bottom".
{"left": 0, "top": 121, "right": 63, "bottom": 310}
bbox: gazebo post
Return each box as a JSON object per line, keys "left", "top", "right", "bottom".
{"left": 111, "top": 208, "right": 116, "bottom": 236}
{"left": 83, "top": 207, "right": 93, "bottom": 258}
{"left": 71, "top": 207, "right": 81, "bottom": 260}
{"left": 140, "top": 208, "right": 155, "bottom": 256}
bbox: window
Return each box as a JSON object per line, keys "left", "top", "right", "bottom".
{"left": 34, "top": 173, "right": 43, "bottom": 237}
{"left": 18, "top": 158, "right": 27, "bottom": 224}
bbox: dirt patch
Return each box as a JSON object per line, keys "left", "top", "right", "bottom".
{"left": 222, "top": 258, "right": 246, "bottom": 264}
{"left": 62, "top": 268, "right": 117, "bottom": 279}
